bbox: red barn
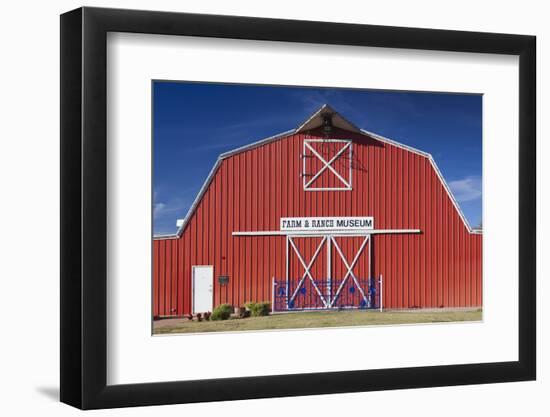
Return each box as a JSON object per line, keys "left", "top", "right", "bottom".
{"left": 153, "top": 105, "right": 482, "bottom": 317}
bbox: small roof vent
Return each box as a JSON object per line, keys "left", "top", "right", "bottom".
{"left": 322, "top": 112, "right": 333, "bottom": 137}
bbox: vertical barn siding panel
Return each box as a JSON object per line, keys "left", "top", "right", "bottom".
{"left": 281, "top": 138, "right": 288, "bottom": 285}
{"left": 171, "top": 240, "right": 177, "bottom": 314}
{"left": 228, "top": 157, "right": 235, "bottom": 307}
{"left": 393, "top": 145, "right": 399, "bottom": 307}
{"left": 446, "top": 188, "right": 452, "bottom": 307}
{"left": 240, "top": 152, "right": 247, "bottom": 304}
{"left": 238, "top": 156, "right": 244, "bottom": 306}
{"left": 257, "top": 149, "right": 263, "bottom": 302}
{"left": 413, "top": 154, "right": 420, "bottom": 307}
{"left": 210, "top": 160, "right": 217, "bottom": 307}
{"left": 435, "top": 165, "right": 442, "bottom": 306}
{"left": 464, "top": 226, "right": 469, "bottom": 307}
{"left": 478, "top": 236, "right": 483, "bottom": 306}
{"left": 426, "top": 158, "right": 433, "bottom": 307}
{"left": 245, "top": 151, "right": 251, "bottom": 304}
{"left": 449, "top": 207, "right": 455, "bottom": 307}
{"left": 471, "top": 235, "right": 478, "bottom": 304}
{"left": 269, "top": 143, "right": 277, "bottom": 287}
{"left": 265, "top": 145, "right": 272, "bottom": 301}
{"left": 167, "top": 240, "right": 173, "bottom": 315}
{"left": 250, "top": 150, "right": 257, "bottom": 303}
{"left": 397, "top": 146, "right": 403, "bottom": 307}
{"left": 230, "top": 156, "right": 237, "bottom": 308}
{"left": 236, "top": 153, "right": 243, "bottom": 307}
{"left": 404, "top": 149, "right": 408, "bottom": 308}
{"left": 376, "top": 143, "right": 384, "bottom": 300}
{"left": 275, "top": 140, "right": 282, "bottom": 286}
{"left": 165, "top": 241, "right": 170, "bottom": 315}
{"left": 471, "top": 235, "right": 476, "bottom": 306}
{"left": 440, "top": 174, "right": 445, "bottom": 307}
{"left": 454, "top": 206, "right": 461, "bottom": 307}
{"left": 177, "top": 233, "right": 183, "bottom": 314}
{"left": 432, "top": 167, "right": 438, "bottom": 307}
{"left": 476, "top": 235, "right": 481, "bottom": 305}
{"left": 405, "top": 152, "right": 411, "bottom": 306}
{"left": 190, "top": 198, "right": 197, "bottom": 312}
{"left": 183, "top": 223, "right": 190, "bottom": 314}
{"left": 386, "top": 146, "right": 393, "bottom": 307}
{"left": 406, "top": 149, "right": 411, "bottom": 307}
{"left": 387, "top": 146, "right": 399, "bottom": 307}
{"left": 221, "top": 157, "right": 228, "bottom": 305}
{"left": 232, "top": 154, "right": 239, "bottom": 307}
{"left": 202, "top": 182, "right": 208, "bottom": 269}
{"left": 160, "top": 241, "right": 165, "bottom": 316}
{"left": 420, "top": 156, "right": 427, "bottom": 307}
{"left": 216, "top": 160, "right": 223, "bottom": 306}
{"left": 435, "top": 177, "right": 441, "bottom": 307}
{"left": 466, "top": 220, "right": 471, "bottom": 307}
{"left": 373, "top": 141, "right": 380, "bottom": 289}
{"left": 247, "top": 151, "right": 253, "bottom": 304}
{"left": 437, "top": 173, "right": 443, "bottom": 307}
{"left": 472, "top": 235, "right": 477, "bottom": 306}
{"left": 448, "top": 196, "right": 454, "bottom": 307}
{"left": 459, "top": 210, "right": 466, "bottom": 307}
{"left": 444, "top": 192, "right": 449, "bottom": 307}
{"left": 478, "top": 235, "right": 482, "bottom": 306}
{"left": 153, "top": 241, "right": 159, "bottom": 317}
{"left": 262, "top": 148, "right": 268, "bottom": 303}
{"left": 196, "top": 194, "right": 204, "bottom": 267}
{"left": 153, "top": 128, "right": 482, "bottom": 315}
{"left": 452, "top": 201, "right": 458, "bottom": 308}
{"left": 472, "top": 233, "right": 477, "bottom": 306}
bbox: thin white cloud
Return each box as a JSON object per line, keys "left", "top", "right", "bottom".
{"left": 153, "top": 202, "right": 167, "bottom": 218}
{"left": 153, "top": 193, "right": 189, "bottom": 220}
{"left": 448, "top": 176, "right": 482, "bottom": 202}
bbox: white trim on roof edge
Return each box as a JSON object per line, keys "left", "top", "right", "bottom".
{"left": 153, "top": 233, "right": 179, "bottom": 240}
{"left": 154, "top": 109, "right": 481, "bottom": 239}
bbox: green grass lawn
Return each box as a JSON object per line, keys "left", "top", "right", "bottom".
{"left": 153, "top": 309, "right": 482, "bottom": 335}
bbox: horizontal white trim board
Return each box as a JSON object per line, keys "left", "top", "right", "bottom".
{"left": 232, "top": 229, "right": 421, "bottom": 236}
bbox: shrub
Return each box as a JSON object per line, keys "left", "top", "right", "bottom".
{"left": 244, "top": 301, "right": 271, "bottom": 317}
{"left": 211, "top": 304, "right": 232, "bottom": 321}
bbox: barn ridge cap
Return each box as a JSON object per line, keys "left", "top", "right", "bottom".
{"left": 154, "top": 105, "right": 481, "bottom": 239}
{"left": 218, "top": 104, "right": 364, "bottom": 160}
{"left": 295, "top": 103, "right": 362, "bottom": 134}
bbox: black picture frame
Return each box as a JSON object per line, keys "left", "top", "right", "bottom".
{"left": 60, "top": 6, "right": 536, "bottom": 410}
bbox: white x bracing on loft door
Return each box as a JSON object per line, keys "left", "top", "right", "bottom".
{"left": 302, "top": 139, "right": 352, "bottom": 191}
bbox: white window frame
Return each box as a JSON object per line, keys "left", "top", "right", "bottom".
{"left": 302, "top": 139, "right": 353, "bottom": 191}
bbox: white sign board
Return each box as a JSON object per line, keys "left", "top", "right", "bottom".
{"left": 280, "top": 217, "right": 374, "bottom": 232}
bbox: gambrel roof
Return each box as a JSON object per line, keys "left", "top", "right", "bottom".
{"left": 154, "top": 105, "right": 481, "bottom": 239}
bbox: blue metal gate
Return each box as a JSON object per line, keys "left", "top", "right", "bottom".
{"left": 272, "top": 277, "right": 381, "bottom": 311}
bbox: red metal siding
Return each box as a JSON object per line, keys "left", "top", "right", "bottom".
{"left": 153, "top": 127, "right": 482, "bottom": 317}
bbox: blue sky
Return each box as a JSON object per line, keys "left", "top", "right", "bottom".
{"left": 153, "top": 82, "right": 482, "bottom": 235}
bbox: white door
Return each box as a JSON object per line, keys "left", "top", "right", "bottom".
{"left": 193, "top": 266, "right": 213, "bottom": 313}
